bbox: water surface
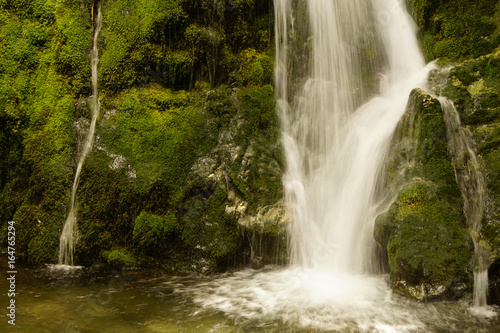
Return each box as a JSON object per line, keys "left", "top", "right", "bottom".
{"left": 1, "top": 258, "right": 498, "bottom": 332}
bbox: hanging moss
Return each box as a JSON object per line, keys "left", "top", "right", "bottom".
{"left": 238, "top": 48, "right": 273, "bottom": 86}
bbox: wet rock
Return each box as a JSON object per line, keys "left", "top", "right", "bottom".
{"left": 376, "top": 89, "right": 473, "bottom": 301}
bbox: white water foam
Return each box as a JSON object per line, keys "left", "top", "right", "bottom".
{"left": 178, "top": 268, "right": 424, "bottom": 332}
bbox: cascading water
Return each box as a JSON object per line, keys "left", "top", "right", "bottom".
{"left": 439, "top": 97, "right": 489, "bottom": 307}
{"left": 174, "top": 1, "right": 456, "bottom": 331}
{"left": 279, "top": 0, "right": 430, "bottom": 273}
{"left": 58, "top": 7, "right": 102, "bottom": 266}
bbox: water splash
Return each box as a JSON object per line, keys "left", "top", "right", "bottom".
{"left": 181, "top": 268, "right": 425, "bottom": 332}
{"left": 58, "top": 7, "right": 102, "bottom": 266}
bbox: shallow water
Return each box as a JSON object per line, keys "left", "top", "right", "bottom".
{"left": 1, "top": 258, "right": 498, "bottom": 333}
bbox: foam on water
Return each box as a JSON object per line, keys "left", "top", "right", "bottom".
{"left": 48, "top": 264, "right": 84, "bottom": 271}
{"left": 171, "top": 267, "right": 499, "bottom": 332}
{"left": 176, "top": 268, "right": 425, "bottom": 331}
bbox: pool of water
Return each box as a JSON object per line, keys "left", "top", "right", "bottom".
{"left": 1, "top": 258, "right": 498, "bottom": 332}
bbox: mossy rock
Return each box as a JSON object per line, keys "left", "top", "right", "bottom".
{"left": 378, "top": 182, "right": 472, "bottom": 300}
{"left": 133, "top": 211, "right": 178, "bottom": 250}
{"left": 237, "top": 48, "right": 274, "bottom": 87}
{"left": 179, "top": 185, "right": 240, "bottom": 272}
{"left": 377, "top": 89, "right": 473, "bottom": 300}
{"left": 105, "top": 249, "right": 133, "bottom": 269}
{"left": 394, "top": 89, "right": 462, "bottom": 206}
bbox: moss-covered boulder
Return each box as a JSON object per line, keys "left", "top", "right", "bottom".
{"left": 375, "top": 89, "right": 472, "bottom": 300}
{"left": 406, "top": 0, "right": 500, "bottom": 305}
{"left": 429, "top": 48, "right": 500, "bottom": 303}
{"left": 104, "top": 249, "right": 133, "bottom": 269}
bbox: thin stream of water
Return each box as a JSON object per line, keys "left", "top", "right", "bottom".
{"left": 439, "top": 97, "right": 489, "bottom": 307}
{"left": 58, "top": 7, "right": 102, "bottom": 266}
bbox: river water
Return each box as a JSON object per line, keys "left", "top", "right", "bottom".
{"left": 1, "top": 258, "right": 498, "bottom": 333}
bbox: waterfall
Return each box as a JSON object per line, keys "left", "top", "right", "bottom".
{"left": 277, "top": 0, "right": 431, "bottom": 273}
{"left": 58, "top": 7, "right": 102, "bottom": 266}
{"left": 439, "top": 97, "right": 488, "bottom": 307}
{"left": 167, "top": 1, "right": 497, "bottom": 329}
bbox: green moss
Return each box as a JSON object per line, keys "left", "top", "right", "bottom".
{"left": 180, "top": 185, "right": 239, "bottom": 269}
{"left": 99, "top": 87, "right": 210, "bottom": 201}
{"left": 408, "top": 89, "right": 462, "bottom": 205}
{"left": 53, "top": 1, "right": 92, "bottom": 94}
{"left": 72, "top": 149, "right": 135, "bottom": 265}
{"left": 98, "top": 0, "right": 273, "bottom": 92}
{"left": 394, "top": 183, "right": 426, "bottom": 220}
{"left": 377, "top": 89, "right": 473, "bottom": 299}
{"left": 238, "top": 85, "right": 279, "bottom": 142}
{"left": 105, "top": 249, "right": 133, "bottom": 268}
{"left": 161, "top": 50, "right": 193, "bottom": 89}
{"left": 408, "top": 0, "right": 500, "bottom": 62}
{"left": 227, "top": 85, "right": 283, "bottom": 213}
{"left": 133, "top": 211, "right": 177, "bottom": 251}
{"left": 484, "top": 140, "right": 500, "bottom": 206}
{"left": 204, "top": 87, "right": 237, "bottom": 120}
{"left": 238, "top": 48, "right": 273, "bottom": 86}
{"left": 11, "top": 200, "right": 65, "bottom": 264}
{"left": 385, "top": 183, "right": 472, "bottom": 297}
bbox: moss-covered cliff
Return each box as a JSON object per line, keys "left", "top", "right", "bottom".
{"left": 0, "top": 0, "right": 287, "bottom": 272}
